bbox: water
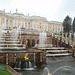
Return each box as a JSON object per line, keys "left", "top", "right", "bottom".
{"left": 43, "top": 67, "right": 50, "bottom": 75}
{"left": 17, "top": 59, "right": 75, "bottom": 75}
{"left": 14, "top": 61, "right": 34, "bottom": 70}
{"left": 29, "top": 61, "right": 32, "bottom": 68}
{"left": 39, "top": 31, "right": 47, "bottom": 47}
{"left": 34, "top": 31, "right": 47, "bottom": 48}
{"left": 6, "top": 56, "right": 8, "bottom": 65}
{"left": 51, "top": 66, "right": 75, "bottom": 75}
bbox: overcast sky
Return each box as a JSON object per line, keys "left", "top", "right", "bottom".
{"left": 0, "top": 0, "right": 75, "bottom": 22}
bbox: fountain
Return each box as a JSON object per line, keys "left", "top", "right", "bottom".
{"left": 51, "top": 66, "right": 75, "bottom": 75}
{"left": 39, "top": 31, "right": 47, "bottom": 48}
{"left": 0, "top": 26, "right": 26, "bottom": 50}
{"left": 34, "top": 31, "right": 52, "bottom": 48}
{"left": 43, "top": 67, "right": 51, "bottom": 75}
{"left": 14, "top": 53, "right": 35, "bottom": 70}
{"left": 43, "top": 66, "right": 75, "bottom": 75}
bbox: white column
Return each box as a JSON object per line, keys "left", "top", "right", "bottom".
{"left": 5, "top": 18, "right": 6, "bottom": 26}
{"left": 24, "top": 21, "right": 25, "bottom": 28}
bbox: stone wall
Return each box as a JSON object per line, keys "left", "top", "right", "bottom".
{"left": 0, "top": 52, "right": 46, "bottom": 67}
{"left": 20, "top": 34, "right": 52, "bottom": 47}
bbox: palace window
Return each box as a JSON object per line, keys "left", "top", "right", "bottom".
{"left": 10, "top": 20, "right": 12, "bottom": 26}
{"left": 18, "top": 20, "right": 20, "bottom": 27}
{"left": 40, "top": 26, "right": 41, "bottom": 29}
{"left": 15, "top": 20, "right": 16, "bottom": 26}
{"left": 2, "top": 17, "right": 4, "bottom": 23}
{"left": 28, "top": 22, "right": 30, "bottom": 24}
{"left": 37, "top": 25, "right": 39, "bottom": 29}
{"left": 6, "top": 19, "right": 8, "bottom": 23}
{"left": 37, "top": 22, "right": 39, "bottom": 25}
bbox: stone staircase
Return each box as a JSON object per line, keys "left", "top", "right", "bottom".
{"left": 46, "top": 47, "right": 72, "bottom": 57}
{"left": 0, "top": 28, "right": 26, "bottom": 50}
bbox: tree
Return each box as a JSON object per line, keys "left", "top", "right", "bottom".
{"left": 63, "top": 15, "right": 72, "bottom": 33}
{"left": 73, "top": 17, "right": 75, "bottom": 33}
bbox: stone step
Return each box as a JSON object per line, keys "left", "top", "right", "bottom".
{"left": 46, "top": 53, "right": 72, "bottom": 57}
{"left": 0, "top": 47, "right": 26, "bottom": 50}
{"left": 38, "top": 47, "right": 65, "bottom": 50}
{"left": 0, "top": 44, "right": 22, "bottom": 45}
{"left": 46, "top": 50, "right": 71, "bottom": 53}
{"left": 1, "top": 36, "right": 18, "bottom": 38}
{"left": 0, "top": 40, "right": 20, "bottom": 43}
{"left": 0, "top": 38, "right": 19, "bottom": 41}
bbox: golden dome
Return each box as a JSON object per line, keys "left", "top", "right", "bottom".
{"left": 16, "top": 9, "right": 18, "bottom": 13}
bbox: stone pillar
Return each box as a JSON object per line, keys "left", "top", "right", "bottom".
{"left": 8, "top": 54, "right": 14, "bottom": 67}
{"left": 42, "top": 52, "right": 46, "bottom": 64}
{"left": 35, "top": 52, "right": 40, "bottom": 66}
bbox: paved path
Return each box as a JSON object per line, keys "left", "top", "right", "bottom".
{"left": 6, "top": 65, "right": 21, "bottom": 75}
{"left": 46, "top": 56, "right": 75, "bottom": 63}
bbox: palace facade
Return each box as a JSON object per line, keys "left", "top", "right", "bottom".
{"left": 0, "top": 9, "right": 63, "bottom": 34}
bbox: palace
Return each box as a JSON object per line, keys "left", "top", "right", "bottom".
{"left": 0, "top": 9, "right": 63, "bottom": 34}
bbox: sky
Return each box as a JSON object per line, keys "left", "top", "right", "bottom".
{"left": 0, "top": 0, "right": 75, "bottom": 22}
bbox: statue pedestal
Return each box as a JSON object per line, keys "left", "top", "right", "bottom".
{"left": 48, "top": 73, "right": 52, "bottom": 75}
